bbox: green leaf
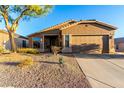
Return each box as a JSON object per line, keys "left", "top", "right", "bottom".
{"left": 8, "top": 15, "right": 14, "bottom": 23}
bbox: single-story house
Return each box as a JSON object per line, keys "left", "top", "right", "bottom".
{"left": 115, "top": 37, "right": 124, "bottom": 52}
{"left": 0, "top": 30, "right": 29, "bottom": 50}
{"left": 28, "top": 20, "right": 117, "bottom": 54}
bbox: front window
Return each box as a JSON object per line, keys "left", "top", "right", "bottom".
{"left": 65, "top": 35, "right": 70, "bottom": 47}
{"left": 32, "top": 37, "right": 41, "bottom": 48}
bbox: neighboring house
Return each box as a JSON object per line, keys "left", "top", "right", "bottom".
{"left": 0, "top": 30, "right": 29, "bottom": 50}
{"left": 115, "top": 37, "right": 124, "bottom": 52}
{"left": 28, "top": 20, "right": 117, "bottom": 54}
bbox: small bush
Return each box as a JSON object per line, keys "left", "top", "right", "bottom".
{"left": 17, "top": 48, "right": 39, "bottom": 54}
{"left": 59, "top": 57, "right": 64, "bottom": 64}
{"left": 0, "top": 46, "right": 5, "bottom": 53}
{"left": 18, "top": 57, "right": 34, "bottom": 67}
{"left": 51, "top": 46, "right": 61, "bottom": 55}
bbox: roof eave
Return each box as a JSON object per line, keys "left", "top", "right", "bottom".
{"left": 61, "top": 20, "right": 117, "bottom": 30}
{"left": 95, "top": 21, "right": 117, "bottom": 30}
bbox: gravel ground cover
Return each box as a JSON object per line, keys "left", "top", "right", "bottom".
{"left": 0, "top": 53, "right": 91, "bottom": 88}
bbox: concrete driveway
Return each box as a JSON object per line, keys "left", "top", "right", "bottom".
{"left": 74, "top": 54, "right": 124, "bottom": 88}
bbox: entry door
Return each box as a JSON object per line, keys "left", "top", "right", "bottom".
{"left": 102, "top": 36, "right": 109, "bottom": 53}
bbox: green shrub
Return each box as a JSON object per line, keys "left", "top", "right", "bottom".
{"left": 18, "top": 57, "right": 34, "bottom": 67}
{"left": 59, "top": 57, "right": 64, "bottom": 64}
{"left": 17, "top": 48, "right": 39, "bottom": 54}
{"left": 0, "top": 46, "right": 5, "bottom": 53}
{"left": 51, "top": 46, "right": 61, "bottom": 55}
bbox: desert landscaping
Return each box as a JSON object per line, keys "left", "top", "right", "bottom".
{"left": 0, "top": 53, "right": 91, "bottom": 88}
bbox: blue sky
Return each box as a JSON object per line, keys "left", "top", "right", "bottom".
{"left": 0, "top": 5, "right": 124, "bottom": 38}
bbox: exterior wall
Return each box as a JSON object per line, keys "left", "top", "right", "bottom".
{"left": 0, "top": 32, "right": 11, "bottom": 50}
{"left": 15, "top": 37, "right": 29, "bottom": 48}
{"left": 0, "top": 31, "right": 28, "bottom": 50}
{"left": 117, "top": 43, "right": 124, "bottom": 51}
{"left": 115, "top": 37, "right": 124, "bottom": 52}
{"left": 62, "top": 23, "right": 111, "bottom": 35}
{"left": 61, "top": 23, "right": 115, "bottom": 54}
{"left": 115, "top": 38, "right": 124, "bottom": 52}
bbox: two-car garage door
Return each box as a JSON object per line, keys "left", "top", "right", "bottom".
{"left": 71, "top": 35, "right": 109, "bottom": 53}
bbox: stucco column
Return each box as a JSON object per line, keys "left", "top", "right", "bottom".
{"left": 42, "top": 35, "right": 44, "bottom": 52}
{"left": 109, "top": 35, "right": 115, "bottom": 54}
{"left": 69, "top": 34, "right": 72, "bottom": 47}
{"left": 29, "top": 37, "right": 33, "bottom": 48}
{"left": 62, "top": 35, "right": 65, "bottom": 48}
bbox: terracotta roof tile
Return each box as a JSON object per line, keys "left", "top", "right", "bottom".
{"left": 28, "top": 19, "right": 117, "bottom": 37}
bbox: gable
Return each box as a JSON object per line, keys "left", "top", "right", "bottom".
{"left": 43, "top": 20, "right": 76, "bottom": 31}
{"left": 62, "top": 23, "right": 114, "bottom": 35}
{"left": 28, "top": 20, "right": 76, "bottom": 37}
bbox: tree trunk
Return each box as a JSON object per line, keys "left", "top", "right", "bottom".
{"left": 8, "top": 32, "right": 16, "bottom": 52}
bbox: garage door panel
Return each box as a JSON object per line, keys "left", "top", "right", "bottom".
{"left": 71, "top": 35, "right": 103, "bottom": 53}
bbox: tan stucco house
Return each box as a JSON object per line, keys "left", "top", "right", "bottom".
{"left": 115, "top": 37, "right": 124, "bottom": 52}
{"left": 28, "top": 20, "right": 117, "bottom": 54}
{"left": 0, "top": 30, "right": 29, "bottom": 50}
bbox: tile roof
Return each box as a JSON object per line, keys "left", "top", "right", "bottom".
{"left": 28, "top": 20, "right": 77, "bottom": 36}
{"left": 28, "top": 19, "right": 117, "bottom": 36}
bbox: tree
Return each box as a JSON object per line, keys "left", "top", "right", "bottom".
{"left": 0, "top": 5, "right": 52, "bottom": 52}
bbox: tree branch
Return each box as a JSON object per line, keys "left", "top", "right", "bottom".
{"left": 5, "top": 5, "right": 9, "bottom": 10}
{"left": 0, "top": 11, "right": 3, "bottom": 15}
{"left": 16, "top": 8, "right": 29, "bottom": 21}
{"left": 11, "top": 9, "right": 29, "bottom": 32}
{"left": 0, "top": 5, "right": 11, "bottom": 31}
{"left": 0, "top": 6, "right": 4, "bottom": 15}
